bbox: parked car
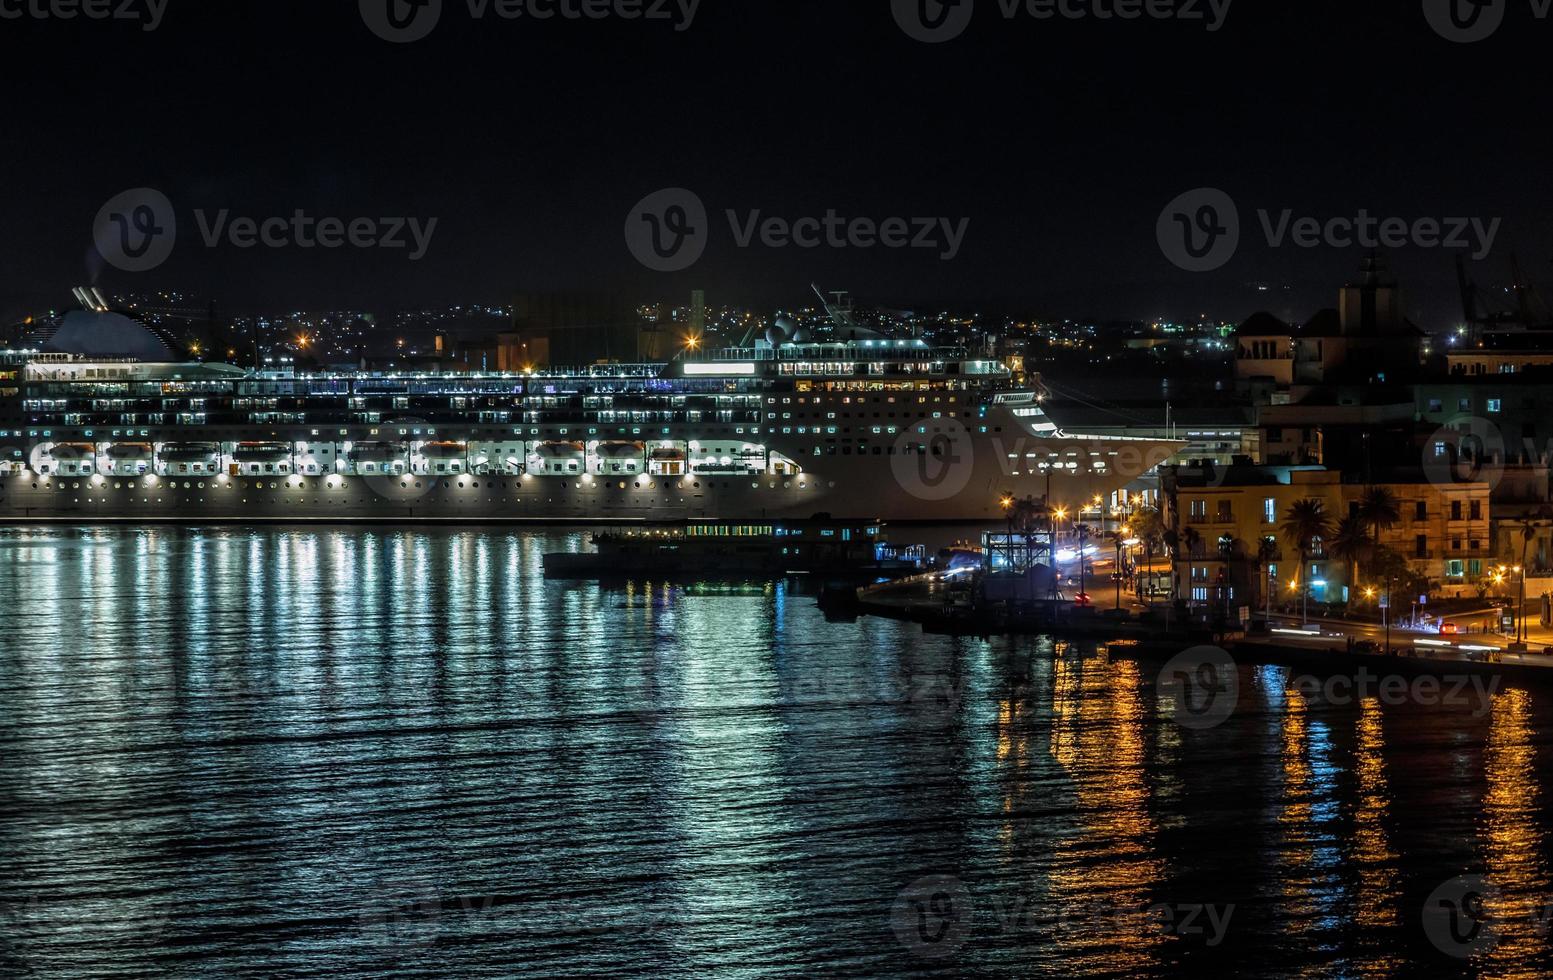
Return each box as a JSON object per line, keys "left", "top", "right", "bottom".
{"left": 1440, "top": 622, "right": 1460, "bottom": 636}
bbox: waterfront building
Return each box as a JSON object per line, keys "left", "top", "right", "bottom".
{"left": 1162, "top": 463, "right": 1493, "bottom": 612}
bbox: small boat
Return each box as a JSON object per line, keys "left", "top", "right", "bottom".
{"left": 543, "top": 518, "right": 925, "bottom": 579}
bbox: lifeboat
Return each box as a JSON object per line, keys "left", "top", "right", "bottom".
{"left": 158, "top": 443, "right": 220, "bottom": 463}
{"left": 103, "top": 442, "right": 155, "bottom": 475}
{"left": 46, "top": 443, "right": 95, "bottom": 461}
{"left": 106, "top": 443, "right": 153, "bottom": 461}
{"left": 232, "top": 442, "right": 293, "bottom": 463}
{"left": 349, "top": 442, "right": 402, "bottom": 464}
{"left": 418, "top": 441, "right": 469, "bottom": 463}
{"left": 595, "top": 441, "right": 644, "bottom": 460}
{"left": 534, "top": 441, "right": 585, "bottom": 460}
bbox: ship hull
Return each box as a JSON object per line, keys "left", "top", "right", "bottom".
{"left": 0, "top": 446, "right": 1161, "bottom": 524}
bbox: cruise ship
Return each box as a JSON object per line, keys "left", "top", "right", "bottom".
{"left": 0, "top": 298, "right": 1183, "bottom": 524}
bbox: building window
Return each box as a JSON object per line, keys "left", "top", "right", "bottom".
{"left": 1470, "top": 501, "right": 1482, "bottom": 520}
{"left": 1216, "top": 500, "right": 1233, "bottom": 523}
{"left": 1447, "top": 560, "right": 1465, "bottom": 579}
{"left": 1263, "top": 498, "right": 1276, "bottom": 524}
{"left": 1452, "top": 501, "right": 1462, "bottom": 521}
{"left": 1415, "top": 501, "right": 1427, "bottom": 520}
{"left": 1487, "top": 398, "right": 1503, "bottom": 414}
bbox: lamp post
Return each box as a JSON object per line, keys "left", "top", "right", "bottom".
{"left": 1114, "top": 530, "right": 1124, "bottom": 611}
{"left": 1076, "top": 523, "right": 1092, "bottom": 603}
{"left": 1000, "top": 494, "right": 1017, "bottom": 605}
{"left": 1517, "top": 564, "right": 1528, "bottom": 644}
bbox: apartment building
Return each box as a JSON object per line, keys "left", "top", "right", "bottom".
{"left": 1161, "top": 464, "right": 1493, "bottom": 611}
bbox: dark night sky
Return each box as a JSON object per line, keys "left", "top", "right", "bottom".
{"left": 3, "top": 0, "right": 1551, "bottom": 328}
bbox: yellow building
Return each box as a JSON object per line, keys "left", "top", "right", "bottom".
{"left": 1162, "top": 465, "right": 1492, "bottom": 612}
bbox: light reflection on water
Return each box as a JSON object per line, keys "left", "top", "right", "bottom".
{"left": 0, "top": 527, "right": 1549, "bottom": 977}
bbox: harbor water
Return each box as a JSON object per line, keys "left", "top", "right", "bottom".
{"left": 1, "top": 527, "right": 1551, "bottom": 977}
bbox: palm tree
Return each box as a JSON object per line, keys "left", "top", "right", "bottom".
{"left": 1177, "top": 526, "right": 1203, "bottom": 609}
{"left": 1280, "top": 498, "right": 1333, "bottom": 625}
{"left": 1357, "top": 486, "right": 1402, "bottom": 550}
{"left": 1132, "top": 507, "right": 1164, "bottom": 602}
{"left": 1329, "top": 514, "right": 1373, "bottom": 607}
{"left": 1255, "top": 535, "right": 1280, "bottom": 620}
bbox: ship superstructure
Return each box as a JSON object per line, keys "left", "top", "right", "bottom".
{"left": 0, "top": 325, "right": 1182, "bottom": 523}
